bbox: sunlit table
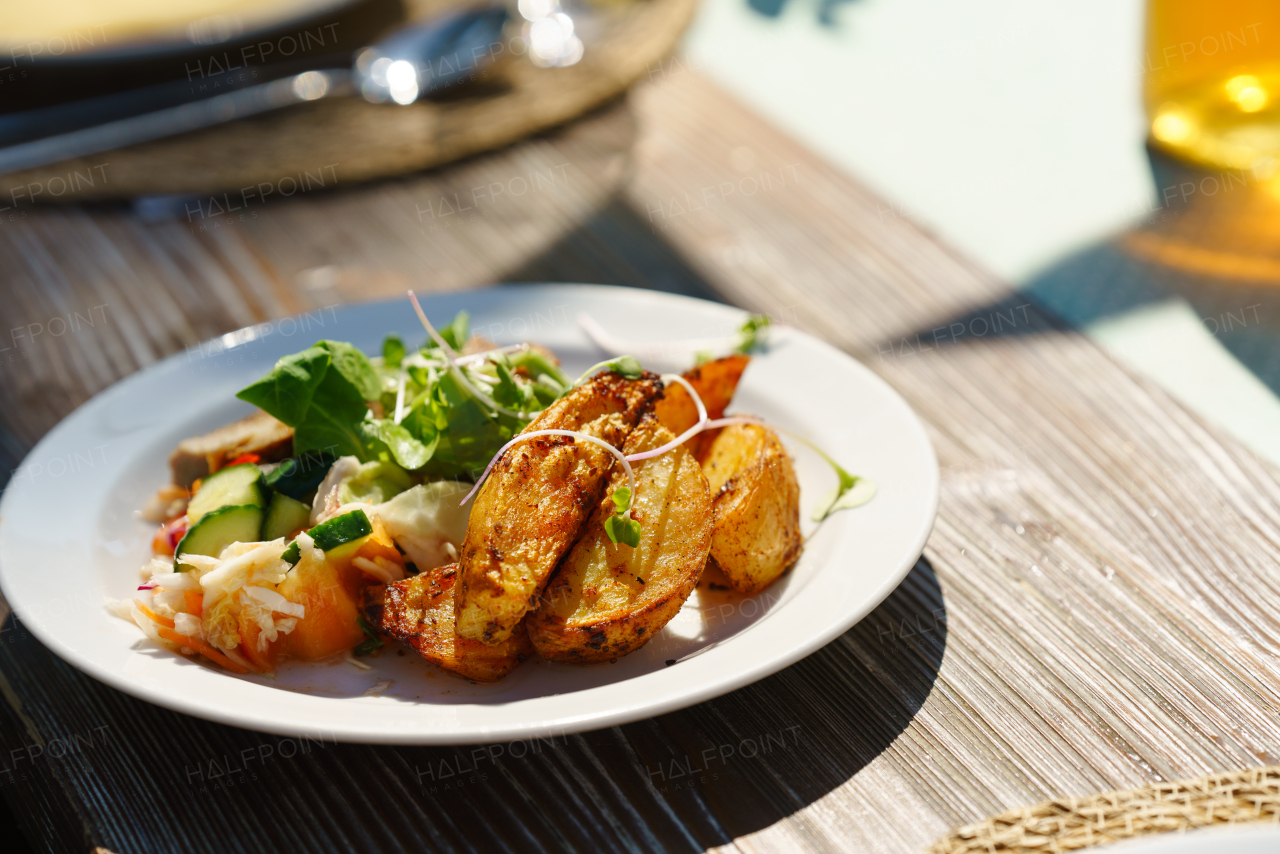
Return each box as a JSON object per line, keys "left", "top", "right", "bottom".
{"left": 3, "top": 67, "right": 1280, "bottom": 854}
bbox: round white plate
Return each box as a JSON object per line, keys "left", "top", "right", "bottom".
{"left": 1097, "top": 827, "right": 1280, "bottom": 853}
{"left": 0, "top": 285, "right": 937, "bottom": 744}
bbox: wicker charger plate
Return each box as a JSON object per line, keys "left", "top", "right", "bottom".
{"left": 2, "top": 0, "right": 696, "bottom": 200}
{"left": 926, "top": 767, "right": 1280, "bottom": 853}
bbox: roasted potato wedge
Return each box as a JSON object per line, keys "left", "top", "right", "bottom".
{"left": 368, "top": 565, "right": 533, "bottom": 682}
{"left": 701, "top": 423, "right": 802, "bottom": 594}
{"left": 653, "top": 355, "right": 750, "bottom": 462}
{"left": 528, "top": 416, "right": 713, "bottom": 663}
{"left": 456, "top": 372, "right": 663, "bottom": 645}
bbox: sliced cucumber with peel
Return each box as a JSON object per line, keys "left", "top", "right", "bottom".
{"left": 262, "top": 492, "right": 312, "bottom": 541}
{"left": 281, "top": 509, "right": 373, "bottom": 567}
{"left": 263, "top": 452, "right": 336, "bottom": 500}
{"left": 175, "top": 505, "right": 265, "bottom": 571}
{"left": 188, "top": 463, "right": 265, "bottom": 523}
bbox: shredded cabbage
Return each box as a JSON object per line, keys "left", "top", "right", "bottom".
{"left": 174, "top": 612, "right": 203, "bottom": 639}
{"left": 376, "top": 481, "right": 471, "bottom": 571}
{"left": 199, "top": 540, "right": 292, "bottom": 650}
{"left": 311, "top": 456, "right": 362, "bottom": 524}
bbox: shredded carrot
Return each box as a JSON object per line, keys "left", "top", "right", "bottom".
{"left": 226, "top": 453, "right": 261, "bottom": 467}
{"left": 184, "top": 590, "right": 203, "bottom": 618}
{"left": 156, "top": 627, "right": 250, "bottom": 674}
{"left": 133, "top": 599, "right": 175, "bottom": 630}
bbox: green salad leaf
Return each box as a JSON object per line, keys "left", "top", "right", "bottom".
{"left": 437, "top": 310, "right": 469, "bottom": 351}
{"left": 237, "top": 343, "right": 374, "bottom": 458}
{"left": 382, "top": 333, "right": 406, "bottom": 368}
{"left": 360, "top": 419, "right": 437, "bottom": 470}
{"left": 238, "top": 313, "right": 571, "bottom": 483}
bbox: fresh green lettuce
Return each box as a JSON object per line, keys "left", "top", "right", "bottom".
{"left": 236, "top": 314, "right": 570, "bottom": 483}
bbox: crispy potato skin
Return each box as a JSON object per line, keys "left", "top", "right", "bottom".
{"left": 701, "top": 424, "right": 802, "bottom": 595}
{"left": 456, "top": 372, "right": 663, "bottom": 645}
{"left": 367, "top": 565, "right": 533, "bottom": 682}
{"left": 528, "top": 417, "right": 713, "bottom": 663}
{"left": 652, "top": 355, "right": 750, "bottom": 462}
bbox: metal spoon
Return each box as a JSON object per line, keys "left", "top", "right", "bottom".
{"left": 0, "top": 4, "right": 511, "bottom": 175}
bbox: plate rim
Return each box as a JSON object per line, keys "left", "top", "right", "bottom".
{"left": 0, "top": 0, "right": 362, "bottom": 61}
{"left": 0, "top": 284, "right": 939, "bottom": 744}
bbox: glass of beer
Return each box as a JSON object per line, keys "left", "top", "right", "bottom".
{"left": 1145, "top": 1, "right": 1280, "bottom": 172}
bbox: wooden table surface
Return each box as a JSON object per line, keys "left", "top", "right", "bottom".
{"left": 4, "top": 67, "right": 1280, "bottom": 854}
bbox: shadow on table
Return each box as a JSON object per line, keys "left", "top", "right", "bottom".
{"left": 624, "top": 557, "right": 948, "bottom": 846}
{"left": 492, "top": 193, "right": 949, "bottom": 843}
{"left": 0, "top": 175, "right": 950, "bottom": 852}
{"left": 0, "top": 557, "right": 947, "bottom": 854}
{"left": 879, "top": 145, "right": 1280, "bottom": 401}
{"left": 499, "top": 195, "right": 729, "bottom": 304}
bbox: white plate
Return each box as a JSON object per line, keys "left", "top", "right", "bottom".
{"left": 0, "top": 285, "right": 937, "bottom": 744}
{"left": 1096, "top": 827, "right": 1280, "bottom": 853}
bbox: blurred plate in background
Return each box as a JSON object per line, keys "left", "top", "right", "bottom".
{"left": 1, "top": 0, "right": 403, "bottom": 112}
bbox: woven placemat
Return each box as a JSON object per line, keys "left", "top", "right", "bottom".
{"left": 3, "top": 0, "right": 696, "bottom": 199}
{"left": 925, "top": 767, "right": 1280, "bottom": 853}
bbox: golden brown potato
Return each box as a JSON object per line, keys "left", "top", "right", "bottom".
{"left": 528, "top": 416, "right": 713, "bottom": 663}
{"left": 701, "top": 423, "right": 802, "bottom": 594}
{"left": 368, "top": 565, "right": 533, "bottom": 682}
{"left": 652, "top": 355, "right": 750, "bottom": 462}
{"left": 456, "top": 372, "right": 663, "bottom": 645}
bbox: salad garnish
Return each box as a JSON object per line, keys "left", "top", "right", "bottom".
{"left": 121, "top": 294, "right": 875, "bottom": 680}
{"left": 456, "top": 358, "right": 870, "bottom": 545}
{"left": 577, "top": 311, "right": 773, "bottom": 365}
{"left": 457, "top": 427, "right": 639, "bottom": 530}
{"left": 238, "top": 296, "right": 569, "bottom": 483}
{"left": 574, "top": 355, "right": 643, "bottom": 386}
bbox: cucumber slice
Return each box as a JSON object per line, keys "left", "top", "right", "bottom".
{"left": 174, "top": 505, "right": 265, "bottom": 571}
{"left": 263, "top": 452, "right": 337, "bottom": 500}
{"left": 188, "top": 463, "right": 265, "bottom": 523}
{"left": 262, "top": 492, "right": 313, "bottom": 541}
{"left": 280, "top": 509, "right": 373, "bottom": 567}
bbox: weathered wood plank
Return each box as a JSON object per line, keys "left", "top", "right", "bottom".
{"left": 3, "top": 68, "right": 1280, "bottom": 854}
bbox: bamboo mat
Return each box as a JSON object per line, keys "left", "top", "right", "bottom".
{"left": 4, "top": 69, "right": 1280, "bottom": 854}
{"left": 928, "top": 767, "right": 1280, "bottom": 853}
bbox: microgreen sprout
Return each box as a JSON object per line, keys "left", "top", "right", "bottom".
{"left": 603, "top": 486, "right": 642, "bottom": 547}
{"left": 456, "top": 362, "right": 875, "bottom": 550}
{"left": 354, "top": 615, "right": 383, "bottom": 656}
{"left": 623, "top": 374, "right": 708, "bottom": 463}
{"left": 574, "top": 355, "right": 643, "bottom": 386}
{"left": 735, "top": 314, "right": 771, "bottom": 353}
{"left": 408, "top": 290, "right": 540, "bottom": 421}
{"left": 459, "top": 428, "right": 637, "bottom": 512}
{"left": 382, "top": 333, "right": 406, "bottom": 367}
{"left": 764, "top": 427, "right": 877, "bottom": 521}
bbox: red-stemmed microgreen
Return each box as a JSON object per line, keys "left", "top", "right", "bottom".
{"left": 408, "top": 289, "right": 539, "bottom": 421}
{"left": 458, "top": 428, "right": 637, "bottom": 509}
{"left": 455, "top": 359, "right": 875, "bottom": 549}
